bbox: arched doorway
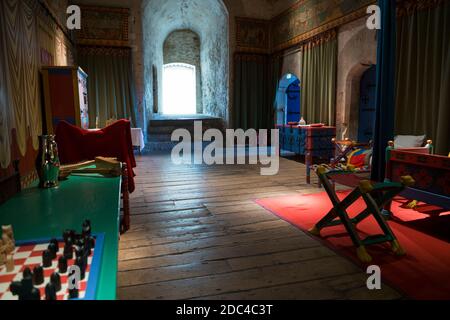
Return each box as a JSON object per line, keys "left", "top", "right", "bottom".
{"left": 357, "top": 65, "right": 377, "bottom": 142}
{"left": 142, "top": 0, "right": 229, "bottom": 125}
{"left": 162, "top": 29, "right": 201, "bottom": 115}
{"left": 276, "top": 74, "right": 301, "bottom": 125}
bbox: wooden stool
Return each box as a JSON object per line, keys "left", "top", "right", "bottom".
{"left": 309, "top": 165, "right": 414, "bottom": 263}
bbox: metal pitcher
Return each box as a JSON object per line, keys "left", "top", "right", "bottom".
{"left": 36, "top": 135, "right": 60, "bottom": 188}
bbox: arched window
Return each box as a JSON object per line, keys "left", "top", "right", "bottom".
{"left": 162, "top": 63, "right": 197, "bottom": 115}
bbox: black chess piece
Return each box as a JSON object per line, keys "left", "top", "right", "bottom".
{"left": 45, "top": 283, "right": 57, "bottom": 300}
{"left": 68, "top": 287, "right": 79, "bottom": 299}
{"left": 48, "top": 242, "right": 58, "bottom": 259}
{"left": 33, "top": 266, "right": 45, "bottom": 285}
{"left": 83, "top": 237, "right": 92, "bottom": 256}
{"left": 50, "top": 272, "right": 62, "bottom": 292}
{"left": 69, "top": 229, "right": 77, "bottom": 240}
{"left": 88, "top": 236, "right": 95, "bottom": 249}
{"left": 10, "top": 275, "right": 40, "bottom": 300}
{"left": 76, "top": 256, "right": 86, "bottom": 280}
{"left": 31, "top": 287, "right": 40, "bottom": 300}
{"left": 21, "top": 275, "right": 33, "bottom": 295}
{"left": 84, "top": 245, "right": 91, "bottom": 257}
{"left": 50, "top": 238, "right": 59, "bottom": 253}
{"left": 75, "top": 246, "right": 84, "bottom": 259}
{"left": 23, "top": 267, "right": 33, "bottom": 279}
{"left": 42, "top": 249, "right": 52, "bottom": 268}
{"left": 63, "top": 238, "right": 73, "bottom": 259}
{"left": 75, "top": 237, "right": 85, "bottom": 248}
{"left": 82, "top": 220, "right": 91, "bottom": 237}
{"left": 50, "top": 238, "right": 59, "bottom": 248}
{"left": 82, "top": 251, "right": 89, "bottom": 269}
{"left": 63, "top": 230, "right": 71, "bottom": 243}
{"left": 10, "top": 281, "right": 21, "bottom": 296}
{"left": 58, "top": 256, "right": 68, "bottom": 273}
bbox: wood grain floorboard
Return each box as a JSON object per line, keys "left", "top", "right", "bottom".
{"left": 117, "top": 153, "right": 402, "bottom": 300}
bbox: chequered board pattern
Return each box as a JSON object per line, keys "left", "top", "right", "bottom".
{"left": 0, "top": 241, "right": 93, "bottom": 300}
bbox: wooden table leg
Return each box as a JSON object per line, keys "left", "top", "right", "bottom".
{"left": 121, "top": 164, "right": 130, "bottom": 234}
{"left": 306, "top": 152, "right": 312, "bottom": 184}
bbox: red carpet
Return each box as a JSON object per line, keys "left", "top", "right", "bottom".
{"left": 255, "top": 191, "right": 450, "bottom": 300}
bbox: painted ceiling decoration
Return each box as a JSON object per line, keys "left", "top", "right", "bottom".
{"left": 271, "top": 0, "right": 375, "bottom": 51}
{"left": 236, "top": 0, "right": 376, "bottom": 54}
{"left": 236, "top": 17, "right": 271, "bottom": 54}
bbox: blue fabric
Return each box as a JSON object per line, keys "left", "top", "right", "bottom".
{"left": 371, "top": 0, "right": 397, "bottom": 182}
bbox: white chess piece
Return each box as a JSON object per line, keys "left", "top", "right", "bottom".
{"left": 1, "top": 225, "right": 15, "bottom": 254}
{"left": 0, "top": 239, "right": 6, "bottom": 266}
{"left": 5, "top": 254, "right": 14, "bottom": 272}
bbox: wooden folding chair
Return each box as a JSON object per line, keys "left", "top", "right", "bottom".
{"left": 330, "top": 138, "right": 373, "bottom": 170}
{"left": 309, "top": 166, "right": 415, "bottom": 263}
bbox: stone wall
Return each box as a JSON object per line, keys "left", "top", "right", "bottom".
{"left": 163, "top": 30, "right": 202, "bottom": 114}
{"left": 273, "top": 17, "right": 377, "bottom": 138}
{"left": 336, "top": 17, "right": 377, "bottom": 140}
{"left": 128, "top": 0, "right": 145, "bottom": 131}
{"left": 141, "top": 0, "right": 229, "bottom": 136}
{"left": 75, "top": 0, "right": 378, "bottom": 140}
{"left": 280, "top": 49, "right": 301, "bottom": 81}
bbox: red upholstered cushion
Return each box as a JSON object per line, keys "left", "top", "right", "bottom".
{"left": 55, "top": 120, "right": 136, "bottom": 193}
{"left": 348, "top": 154, "right": 366, "bottom": 168}
{"left": 348, "top": 149, "right": 372, "bottom": 168}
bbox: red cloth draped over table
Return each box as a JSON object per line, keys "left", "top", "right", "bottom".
{"left": 55, "top": 120, "right": 137, "bottom": 193}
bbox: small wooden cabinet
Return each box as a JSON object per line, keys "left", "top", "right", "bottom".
{"left": 41, "top": 66, "right": 89, "bottom": 134}
{"left": 277, "top": 125, "right": 336, "bottom": 183}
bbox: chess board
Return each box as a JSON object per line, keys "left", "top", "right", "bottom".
{"left": 0, "top": 233, "right": 104, "bottom": 300}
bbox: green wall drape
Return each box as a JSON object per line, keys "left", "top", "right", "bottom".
{"left": 269, "top": 55, "right": 283, "bottom": 127}
{"left": 78, "top": 48, "right": 137, "bottom": 128}
{"left": 395, "top": 1, "right": 450, "bottom": 155}
{"left": 233, "top": 54, "right": 270, "bottom": 130}
{"left": 300, "top": 37, "right": 337, "bottom": 126}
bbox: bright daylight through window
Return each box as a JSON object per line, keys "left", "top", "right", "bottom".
{"left": 162, "top": 63, "right": 197, "bottom": 115}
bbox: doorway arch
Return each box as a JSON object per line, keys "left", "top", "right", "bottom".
{"left": 162, "top": 29, "right": 202, "bottom": 115}
{"left": 276, "top": 73, "right": 301, "bottom": 125}
{"left": 357, "top": 65, "right": 377, "bottom": 142}
{"left": 142, "top": 0, "right": 229, "bottom": 127}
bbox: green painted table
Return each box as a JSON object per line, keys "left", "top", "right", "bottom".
{"left": 0, "top": 174, "right": 121, "bottom": 300}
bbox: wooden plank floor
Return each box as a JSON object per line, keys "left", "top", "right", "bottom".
{"left": 117, "top": 153, "right": 402, "bottom": 300}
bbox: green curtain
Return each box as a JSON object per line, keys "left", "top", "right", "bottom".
{"left": 268, "top": 55, "right": 283, "bottom": 128}
{"left": 78, "top": 48, "right": 137, "bottom": 128}
{"left": 395, "top": 1, "right": 450, "bottom": 155}
{"left": 233, "top": 54, "right": 270, "bottom": 130}
{"left": 300, "top": 37, "right": 337, "bottom": 126}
